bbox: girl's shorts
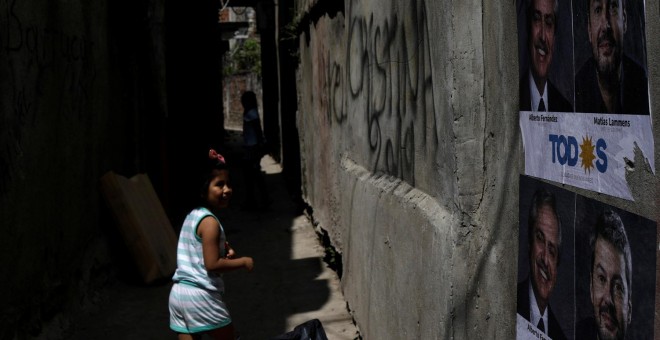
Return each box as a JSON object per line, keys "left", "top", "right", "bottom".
{"left": 169, "top": 282, "right": 232, "bottom": 334}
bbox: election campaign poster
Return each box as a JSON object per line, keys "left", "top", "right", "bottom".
{"left": 516, "top": 0, "right": 654, "bottom": 200}
{"left": 517, "top": 175, "right": 657, "bottom": 340}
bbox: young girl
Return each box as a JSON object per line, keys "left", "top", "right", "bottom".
{"left": 169, "top": 149, "right": 254, "bottom": 340}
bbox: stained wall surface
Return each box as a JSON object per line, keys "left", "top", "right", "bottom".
{"left": 0, "top": 2, "right": 118, "bottom": 336}
{"left": 294, "top": 0, "right": 659, "bottom": 338}
{"left": 0, "top": 0, "right": 222, "bottom": 337}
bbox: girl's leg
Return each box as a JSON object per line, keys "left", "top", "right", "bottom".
{"left": 177, "top": 333, "right": 202, "bottom": 340}
{"left": 207, "top": 323, "right": 236, "bottom": 340}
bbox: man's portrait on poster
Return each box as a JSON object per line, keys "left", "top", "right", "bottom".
{"left": 519, "top": 0, "right": 573, "bottom": 113}
{"left": 517, "top": 187, "right": 570, "bottom": 340}
{"left": 574, "top": 199, "right": 657, "bottom": 340}
{"left": 574, "top": 0, "right": 650, "bottom": 115}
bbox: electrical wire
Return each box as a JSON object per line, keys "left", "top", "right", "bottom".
{"left": 219, "top": 0, "right": 230, "bottom": 12}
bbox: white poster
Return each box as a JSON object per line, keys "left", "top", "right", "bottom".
{"left": 520, "top": 112, "right": 654, "bottom": 200}
{"left": 516, "top": 0, "right": 654, "bottom": 201}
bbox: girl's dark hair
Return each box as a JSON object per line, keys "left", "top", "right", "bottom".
{"left": 198, "top": 149, "right": 229, "bottom": 204}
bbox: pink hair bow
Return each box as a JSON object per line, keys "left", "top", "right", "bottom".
{"left": 209, "top": 149, "right": 226, "bottom": 164}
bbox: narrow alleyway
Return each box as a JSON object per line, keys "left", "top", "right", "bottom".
{"left": 62, "top": 131, "right": 360, "bottom": 340}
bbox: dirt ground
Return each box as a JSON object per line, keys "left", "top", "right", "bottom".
{"left": 60, "top": 132, "right": 361, "bottom": 340}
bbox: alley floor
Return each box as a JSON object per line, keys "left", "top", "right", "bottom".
{"left": 61, "top": 131, "right": 361, "bottom": 340}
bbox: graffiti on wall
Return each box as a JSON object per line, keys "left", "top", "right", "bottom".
{"left": 0, "top": 0, "right": 97, "bottom": 196}
{"left": 337, "top": 0, "right": 437, "bottom": 185}
{"left": 1, "top": 0, "right": 97, "bottom": 119}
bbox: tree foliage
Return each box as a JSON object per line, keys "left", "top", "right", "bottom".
{"left": 224, "top": 38, "right": 261, "bottom": 77}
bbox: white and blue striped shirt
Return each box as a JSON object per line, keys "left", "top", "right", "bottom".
{"left": 172, "top": 207, "right": 227, "bottom": 292}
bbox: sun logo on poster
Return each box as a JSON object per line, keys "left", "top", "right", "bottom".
{"left": 579, "top": 136, "right": 596, "bottom": 173}
{"left": 549, "top": 134, "right": 607, "bottom": 174}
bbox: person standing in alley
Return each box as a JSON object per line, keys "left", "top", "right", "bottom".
{"left": 240, "top": 91, "right": 271, "bottom": 211}
{"left": 169, "top": 149, "right": 254, "bottom": 340}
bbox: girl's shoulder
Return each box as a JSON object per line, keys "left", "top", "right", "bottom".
{"left": 188, "top": 207, "right": 219, "bottom": 222}
{"left": 189, "top": 207, "right": 222, "bottom": 234}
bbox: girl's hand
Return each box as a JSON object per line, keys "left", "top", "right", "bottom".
{"left": 225, "top": 242, "right": 235, "bottom": 259}
{"left": 243, "top": 257, "right": 254, "bottom": 272}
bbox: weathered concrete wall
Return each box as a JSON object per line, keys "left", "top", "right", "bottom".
{"left": 0, "top": 0, "right": 171, "bottom": 337}
{"left": 1, "top": 2, "right": 111, "bottom": 336}
{"left": 0, "top": 0, "right": 231, "bottom": 331}
{"left": 295, "top": 0, "right": 658, "bottom": 338}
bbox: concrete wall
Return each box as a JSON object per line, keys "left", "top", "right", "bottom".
{"left": 0, "top": 2, "right": 121, "bottom": 336}
{"left": 0, "top": 0, "right": 224, "bottom": 337}
{"left": 294, "top": 0, "right": 659, "bottom": 338}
